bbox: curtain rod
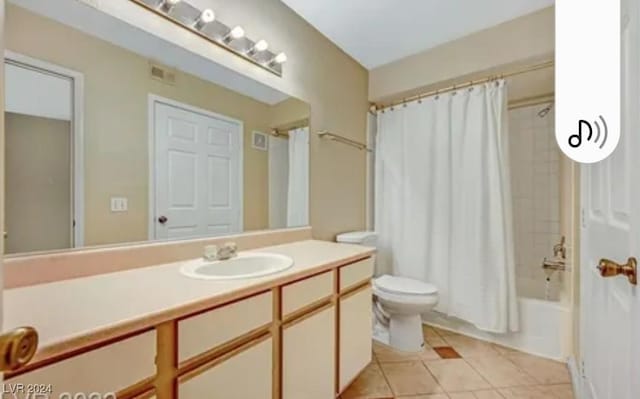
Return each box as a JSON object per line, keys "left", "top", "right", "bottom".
{"left": 372, "top": 60, "right": 554, "bottom": 112}
{"left": 270, "top": 118, "right": 310, "bottom": 137}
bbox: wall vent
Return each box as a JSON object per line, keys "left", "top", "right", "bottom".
{"left": 149, "top": 62, "right": 176, "bottom": 85}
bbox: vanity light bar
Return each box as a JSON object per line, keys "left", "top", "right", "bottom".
{"left": 131, "top": 0, "right": 286, "bottom": 77}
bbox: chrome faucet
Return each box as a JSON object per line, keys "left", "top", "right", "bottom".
{"left": 203, "top": 242, "right": 237, "bottom": 261}
{"left": 542, "top": 236, "right": 566, "bottom": 272}
{"left": 216, "top": 242, "right": 238, "bottom": 260}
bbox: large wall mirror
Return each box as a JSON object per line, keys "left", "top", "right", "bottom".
{"left": 4, "top": 0, "right": 310, "bottom": 255}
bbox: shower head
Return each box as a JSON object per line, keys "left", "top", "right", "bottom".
{"left": 537, "top": 103, "right": 554, "bottom": 118}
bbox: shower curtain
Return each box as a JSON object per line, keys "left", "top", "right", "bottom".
{"left": 286, "top": 127, "right": 309, "bottom": 227}
{"left": 375, "top": 80, "right": 518, "bottom": 333}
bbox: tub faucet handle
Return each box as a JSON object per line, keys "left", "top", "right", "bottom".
{"left": 553, "top": 236, "right": 566, "bottom": 259}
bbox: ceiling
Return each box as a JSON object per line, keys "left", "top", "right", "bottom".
{"left": 281, "top": 0, "right": 554, "bottom": 69}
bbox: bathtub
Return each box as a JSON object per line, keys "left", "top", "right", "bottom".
{"left": 422, "top": 293, "right": 572, "bottom": 361}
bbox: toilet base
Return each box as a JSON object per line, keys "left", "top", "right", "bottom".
{"left": 389, "top": 314, "right": 425, "bottom": 352}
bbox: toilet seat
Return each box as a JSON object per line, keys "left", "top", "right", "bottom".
{"left": 374, "top": 275, "right": 438, "bottom": 296}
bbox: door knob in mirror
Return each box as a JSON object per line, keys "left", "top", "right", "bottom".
{"left": 158, "top": 216, "right": 168, "bottom": 224}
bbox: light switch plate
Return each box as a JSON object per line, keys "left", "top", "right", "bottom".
{"left": 110, "top": 197, "right": 128, "bottom": 212}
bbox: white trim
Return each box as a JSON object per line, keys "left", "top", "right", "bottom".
{"left": 4, "top": 50, "right": 85, "bottom": 248}
{"left": 567, "top": 356, "right": 584, "bottom": 399}
{"left": 147, "top": 94, "right": 244, "bottom": 241}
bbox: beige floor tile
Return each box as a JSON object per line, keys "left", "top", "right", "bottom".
{"left": 396, "top": 395, "right": 449, "bottom": 399}
{"left": 373, "top": 340, "right": 441, "bottom": 363}
{"left": 374, "top": 341, "right": 423, "bottom": 362}
{"left": 472, "top": 390, "right": 506, "bottom": 399}
{"left": 380, "top": 361, "right": 444, "bottom": 396}
{"left": 425, "top": 334, "right": 449, "bottom": 347}
{"left": 498, "top": 386, "right": 547, "bottom": 399}
{"left": 448, "top": 393, "right": 477, "bottom": 399}
{"left": 419, "top": 346, "right": 443, "bottom": 361}
{"left": 466, "top": 356, "right": 537, "bottom": 388}
{"left": 431, "top": 325, "right": 460, "bottom": 336}
{"left": 491, "top": 344, "right": 525, "bottom": 356}
{"left": 340, "top": 361, "right": 393, "bottom": 399}
{"left": 505, "top": 354, "right": 571, "bottom": 385}
{"left": 537, "top": 384, "right": 575, "bottom": 399}
{"left": 423, "top": 325, "right": 443, "bottom": 339}
{"left": 425, "top": 359, "right": 492, "bottom": 392}
{"left": 443, "top": 335, "right": 501, "bottom": 358}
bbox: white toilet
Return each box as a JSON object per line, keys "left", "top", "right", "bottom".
{"left": 336, "top": 231, "right": 439, "bottom": 352}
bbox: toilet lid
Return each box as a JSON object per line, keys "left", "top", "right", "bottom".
{"left": 374, "top": 275, "right": 438, "bottom": 296}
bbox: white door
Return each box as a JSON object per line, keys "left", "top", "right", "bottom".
{"left": 153, "top": 99, "right": 242, "bottom": 240}
{"left": 580, "top": 0, "right": 640, "bottom": 398}
{"left": 268, "top": 136, "right": 289, "bottom": 229}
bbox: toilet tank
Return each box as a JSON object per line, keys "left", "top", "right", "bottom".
{"left": 336, "top": 231, "right": 377, "bottom": 247}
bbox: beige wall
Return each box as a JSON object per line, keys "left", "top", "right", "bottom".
{"left": 5, "top": 113, "right": 72, "bottom": 253}
{"left": 89, "top": 0, "right": 369, "bottom": 242}
{"left": 369, "top": 7, "right": 555, "bottom": 103}
{"left": 6, "top": 4, "right": 311, "bottom": 245}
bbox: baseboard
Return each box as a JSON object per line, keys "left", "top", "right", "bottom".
{"left": 567, "top": 356, "right": 583, "bottom": 399}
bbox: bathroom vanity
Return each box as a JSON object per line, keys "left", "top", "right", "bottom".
{"left": 4, "top": 240, "right": 374, "bottom": 399}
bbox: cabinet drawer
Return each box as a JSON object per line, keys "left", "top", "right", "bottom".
{"left": 8, "top": 331, "right": 156, "bottom": 396}
{"left": 282, "top": 271, "right": 333, "bottom": 317}
{"left": 178, "top": 291, "right": 272, "bottom": 362}
{"left": 339, "top": 257, "right": 374, "bottom": 291}
{"left": 178, "top": 337, "right": 272, "bottom": 399}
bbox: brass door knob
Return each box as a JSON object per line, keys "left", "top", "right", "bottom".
{"left": 597, "top": 257, "right": 637, "bottom": 285}
{"left": 0, "top": 326, "right": 38, "bottom": 371}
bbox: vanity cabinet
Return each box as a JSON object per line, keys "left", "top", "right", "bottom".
{"left": 338, "top": 285, "right": 373, "bottom": 392}
{"left": 8, "top": 254, "right": 374, "bottom": 399}
{"left": 178, "top": 337, "right": 273, "bottom": 399}
{"left": 282, "top": 305, "right": 336, "bottom": 399}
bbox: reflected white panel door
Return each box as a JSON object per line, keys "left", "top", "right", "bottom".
{"left": 154, "top": 100, "right": 242, "bottom": 240}
{"left": 268, "top": 136, "right": 289, "bottom": 229}
{"left": 580, "top": 0, "right": 640, "bottom": 398}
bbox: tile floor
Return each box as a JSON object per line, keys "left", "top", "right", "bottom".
{"left": 340, "top": 325, "right": 574, "bottom": 399}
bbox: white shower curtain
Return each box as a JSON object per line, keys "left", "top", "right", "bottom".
{"left": 287, "top": 127, "right": 309, "bottom": 227}
{"left": 375, "top": 81, "right": 518, "bottom": 333}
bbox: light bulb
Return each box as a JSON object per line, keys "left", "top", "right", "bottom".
{"left": 199, "top": 9, "right": 215, "bottom": 24}
{"left": 274, "top": 52, "right": 287, "bottom": 64}
{"left": 161, "top": 0, "right": 180, "bottom": 11}
{"left": 194, "top": 8, "right": 215, "bottom": 29}
{"left": 230, "top": 26, "right": 245, "bottom": 39}
{"left": 254, "top": 40, "right": 269, "bottom": 52}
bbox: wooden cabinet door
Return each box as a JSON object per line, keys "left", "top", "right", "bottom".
{"left": 178, "top": 337, "right": 272, "bottom": 399}
{"left": 282, "top": 305, "right": 336, "bottom": 399}
{"left": 339, "top": 286, "right": 372, "bottom": 392}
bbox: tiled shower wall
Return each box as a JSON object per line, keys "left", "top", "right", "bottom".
{"left": 509, "top": 104, "right": 562, "bottom": 301}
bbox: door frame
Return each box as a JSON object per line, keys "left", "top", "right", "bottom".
{"left": 4, "top": 50, "right": 85, "bottom": 248}
{"left": 147, "top": 94, "right": 244, "bottom": 240}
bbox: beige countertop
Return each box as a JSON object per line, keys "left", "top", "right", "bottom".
{"left": 4, "top": 240, "right": 374, "bottom": 366}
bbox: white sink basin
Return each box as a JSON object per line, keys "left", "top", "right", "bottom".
{"left": 180, "top": 252, "right": 294, "bottom": 280}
